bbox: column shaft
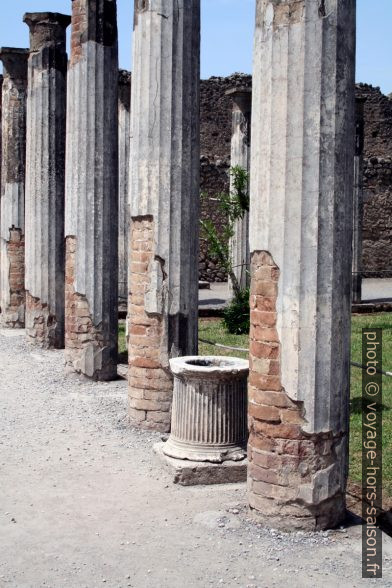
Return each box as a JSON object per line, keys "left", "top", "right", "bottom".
{"left": 0, "top": 48, "right": 28, "bottom": 328}
{"left": 118, "top": 70, "right": 131, "bottom": 305}
{"left": 227, "top": 88, "right": 252, "bottom": 293}
{"left": 248, "top": 0, "right": 356, "bottom": 530}
{"left": 65, "top": 0, "right": 119, "bottom": 380}
{"left": 24, "top": 12, "right": 71, "bottom": 348}
{"left": 128, "top": 0, "right": 200, "bottom": 432}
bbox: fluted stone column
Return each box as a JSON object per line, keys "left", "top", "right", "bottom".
{"left": 24, "top": 13, "right": 71, "bottom": 348}
{"left": 118, "top": 70, "right": 131, "bottom": 305}
{"left": 248, "top": 0, "right": 356, "bottom": 530}
{"left": 0, "top": 48, "right": 28, "bottom": 328}
{"left": 128, "top": 0, "right": 200, "bottom": 432}
{"left": 352, "top": 96, "right": 366, "bottom": 304}
{"left": 227, "top": 87, "right": 251, "bottom": 294}
{"left": 65, "top": 0, "right": 118, "bottom": 380}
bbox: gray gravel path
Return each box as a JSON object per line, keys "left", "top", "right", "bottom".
{"left": 0, "top": 329, "right": 391, "bottom": 588}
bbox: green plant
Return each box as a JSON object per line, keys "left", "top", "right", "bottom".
{"left": 200, "top": 166, "right": 249, "bottom": 298}
{"left": 222, "top": 287, "right": 250, "bottom": 335}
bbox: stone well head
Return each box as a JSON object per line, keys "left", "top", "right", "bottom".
{"left": 169, "top": 355, "right": 249, "bottom": 379}
{"left": 164, "top": 356, "right": 249, "bottom": 463}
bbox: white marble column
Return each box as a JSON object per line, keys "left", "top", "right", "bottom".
{"left": 248, "top": 0, "right": 356, "bottom": 530}
{"left": 128, "top": 0, "right": 200, "bottom": 432}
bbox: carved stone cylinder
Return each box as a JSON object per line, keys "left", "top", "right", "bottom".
{"left": 163, "top": 356, "right": 249, "bottom": 463}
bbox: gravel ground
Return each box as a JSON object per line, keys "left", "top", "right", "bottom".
{"left": 0, "top": 329, "right": 392, "bottom": 588}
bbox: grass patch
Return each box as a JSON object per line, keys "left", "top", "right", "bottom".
{"left": 350, "top": 313, "right": 392, "bottom": 496}
{"left": 118, "top": 321, "right": 127, "bottom": 364}
{"left": 199, "top": 318, "right": 248, "bottom": 359}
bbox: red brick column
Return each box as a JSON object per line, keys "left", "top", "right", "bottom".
{"left": 128, "top": 218, "right": 173, "bottom": 432}
{"left": 247, "top": 252, "right": 345, "bottom": 531}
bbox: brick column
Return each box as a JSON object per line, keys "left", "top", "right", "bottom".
{"left": 118, "top": 70, "right": 131, "bottom": 306}
{"left": 128, "top": 0, "right": 200, "bottom": 432}
{"left": 24, "top": 13, "right": 71, "bottom": 348}
{"left": 248, "top": 0, "right": 356, "bottom": 531}
{"left": 226, "top": 87, "right": 252, "bottom": 293}
{"left": 0, "top": 48, "right": 28, "bottom": 328}
{"left": 64, "top": 0, "right": 118, "bottom": 380}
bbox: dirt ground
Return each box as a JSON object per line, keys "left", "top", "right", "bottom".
{"left": 1, "top": 329, "right": 392, "bottom": 588}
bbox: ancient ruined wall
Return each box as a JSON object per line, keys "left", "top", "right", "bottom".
{"left": 356, "top": 84, "right": 392, "bottom": 278}
{"left": 199, "top": 74, "right": 251, "bottom": 282}
{"left": 200, "top": 80, "right": 392, "bottom": 282}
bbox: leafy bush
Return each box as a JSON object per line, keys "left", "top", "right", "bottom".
{"left": 223, "top": 288, "right": 250, "bottom": 335}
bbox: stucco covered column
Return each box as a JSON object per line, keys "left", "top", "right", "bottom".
{"left": 248, "top": 0, "right": 356, "bottom": 530}
{"left": 118, "top": 70, "right": 131, "bottom": 306}
{"left": 226, "top": 87, "right": 252, "bottom": 293}
{"left": 24, "top": 12, "right": 71, "bottom": 348}
{"left": 0, "top": 48, "right": 28, "bottom": 328}
{"left": 128, "top": 0, "right": 200, "bottom": 432}
{"left": 64, "top": 0, "right": 119, "bottom": 380}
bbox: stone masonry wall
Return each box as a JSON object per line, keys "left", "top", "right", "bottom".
{"left": 248, "top": 251, "right": 346, "bottom": 531}
{"left": 357, "top": 84, "right": 392, "bottom": 277}
{"left": 362, "top": 156, "right": 392, "bottom": 277}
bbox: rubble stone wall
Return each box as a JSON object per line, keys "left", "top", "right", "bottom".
{"left": 357, "top": 84, "right": 392, "bottom": 277}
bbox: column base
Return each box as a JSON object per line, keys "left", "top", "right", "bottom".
{"left": 26, "top": 293, "right": 64, "bottom": 349}
{"left": 154, "top": 441, "right": 247, "bottom": 486}
{"left": 65, "top": 346, "right": 117, "bottom": 381}
{"left": 0, "top": 309, "right": 25, "bottom": 329}
{"left": 249, "top": 492, "right": 346, "bottom": 532}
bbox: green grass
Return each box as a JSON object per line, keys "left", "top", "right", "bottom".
{"left": 120, "top": 313, "right": 392, "bottom": 497}
{"left": 350, "top": 313, "right": 392, "bottom": 496}
{"left": 199, "top": 318, "right": 249, "bottom": 359}
{"left": 118, "top": 321, "right": 127, "bottom": 363}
